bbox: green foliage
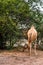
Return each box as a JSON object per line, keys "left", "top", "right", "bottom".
{"left": 0, "top": 0, "right": 43, "bottom": 49}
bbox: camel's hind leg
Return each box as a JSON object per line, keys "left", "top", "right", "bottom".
{"left": 28, "top": 43, "right": 32, "bottom": 56}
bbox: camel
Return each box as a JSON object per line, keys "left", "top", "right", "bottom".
{"left": 27, "top": 25, "right": 37, "bottom": 56}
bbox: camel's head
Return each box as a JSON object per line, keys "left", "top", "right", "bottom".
{"left": 31, "top": 25, "right": 35, "bottom": 29}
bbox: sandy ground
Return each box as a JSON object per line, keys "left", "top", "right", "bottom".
{"left": 0, "top": 49, "right": 43, "bottom": 65}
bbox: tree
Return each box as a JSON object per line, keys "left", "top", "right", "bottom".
{"left": 0, "top": 0, "right": 43, "bottom": 49}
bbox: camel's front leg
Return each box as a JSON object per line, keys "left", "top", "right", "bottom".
{"left": 30, "top": 43, "right": 32, "bottom": 56}
{"left": 34, "top": 43, "right": 37, "bottom": 55}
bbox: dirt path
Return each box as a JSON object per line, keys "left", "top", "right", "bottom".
{"left": 0, "top": 50, "right": 43, "bottom": 65}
